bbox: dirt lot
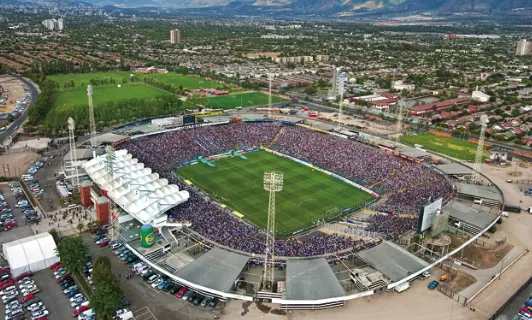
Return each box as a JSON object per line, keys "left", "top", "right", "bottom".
{"left": 440, "top": 269, "right": 478, "bottom": 293}
{"left": 0, "top": 151, "right": 39, "bottom": 178}
{"left": 318, "top": 112, "right": 397, "bottom": 135}
{"left": 449, "top": 234, "right": 513, "bottom": 269}
{"left": 0, "top": 76, "right": 25, "bottom": 113}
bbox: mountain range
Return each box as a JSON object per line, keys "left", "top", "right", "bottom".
{"left": 22, "top": 0, "right": 532, "bottom": 15}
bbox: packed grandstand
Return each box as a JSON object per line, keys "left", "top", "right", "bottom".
{"left": 117, "top": 122, "right": 453, "bottom": 257}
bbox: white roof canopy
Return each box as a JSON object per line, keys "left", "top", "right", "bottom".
{"left": 83, "top": 149, "right": 189, "bottom": 225}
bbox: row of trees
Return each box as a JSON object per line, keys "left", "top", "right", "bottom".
{"left": 55, "top": 236, "right": 123, "bottom": 320}
{"left": 41, "top": 94, "right": 183, "bottom": 135}
{"left": 28, "top": 79, "right": 56, "bottom": 126}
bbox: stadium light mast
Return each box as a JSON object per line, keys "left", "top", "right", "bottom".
{"left": 68, "top": 117, "right": 80, "bottom": 192}
{"left": 268, "top": 72, "right": 273, "bottom": 117}
{"left": 263, "top": 171, "right": 283, "bottom": 291}
{"left": 88, "top": 85, "right": 97, "bottom": 148}
{"left": 472, "top": 115, "right": 488, "bottom": 184}
{"left": 395, "top": 99, "right": 405, "bottom": 144}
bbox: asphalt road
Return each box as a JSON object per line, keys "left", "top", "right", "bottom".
{"left": 0, "top": 75, "right": 38, "bottom": 144}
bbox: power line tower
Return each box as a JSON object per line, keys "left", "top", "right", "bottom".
{"left": 88, "top": 85, "right": 97, "bottom": 148}
{"left": 472, "top": 115, "right": 488, "bottom": 184}
{"left": 262, "top": 171, "right": 283, "bottom": 291}
{"left": 67, "top": 117, "right": 80, "bottom": 191}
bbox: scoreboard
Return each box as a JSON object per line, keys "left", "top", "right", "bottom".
{"left": 183, "top": 114, "right": 196, "bottom": 125}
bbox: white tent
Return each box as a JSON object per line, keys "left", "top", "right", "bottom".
{"left": 2, "top": 233, "right": 60, "bottom": 277}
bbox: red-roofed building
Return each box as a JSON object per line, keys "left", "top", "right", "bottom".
{"left": 410, "top": 96, "right": 470, "bottom": 116}
{"left": 467, "top": 105, "right": 479, "bottom": 113}
{"left": 502, "top": 121, "right": 514, "bottom": 129}
{"left": 513, "top": 128, "right": 525, "bottom": 136}
{"left": 522, "top": 136, "right": 532, "bottom": 146}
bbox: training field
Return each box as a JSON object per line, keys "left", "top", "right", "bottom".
{"left": 48, "top": 72, "right": 132, "bottom": 88}
{"left": 176, "top": 151, "right": 373, "bottom": 235}
{"left": 52, "top": 84, "right": 166, "bottom": 107}
{"left": 143, "top": 73, "right": 221, "bottom": 90}
{"left": 203, "top": 92, "right": 289, "bottom": 109}
{"left": 400, "top": 133, "right": 487, "bottom": 161}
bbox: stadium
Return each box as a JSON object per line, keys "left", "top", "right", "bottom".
{"left": 76, "top": 114, "right": 502, "bottom": 310}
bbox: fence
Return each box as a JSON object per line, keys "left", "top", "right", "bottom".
{"left": 438, "top": 283, "right": 469, "bottom": 305}
{"left": 446, "top": 226, "right": 505, "bottom": 250}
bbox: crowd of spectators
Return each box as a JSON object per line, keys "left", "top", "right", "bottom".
{"left": 119, "top": 122, "right": 453, "bottom": 256}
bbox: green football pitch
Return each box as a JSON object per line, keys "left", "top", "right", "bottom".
{"left": 175, "top": 151, "right": 373, "bottom": 236}
{"left": 202, "top": 92, "right": 289, "bottom": 109}
{"left": 400, "top": 133, "right": 488, "bottom": 161}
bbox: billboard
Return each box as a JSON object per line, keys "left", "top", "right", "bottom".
{"left": 183, "top": 114, "right": 196, "bottom": 125}
{"left": 417, "top": 198, "right": 443, "bottom": 234}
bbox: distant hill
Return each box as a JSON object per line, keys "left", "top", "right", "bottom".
{"left": 19, "top": 0, "right": 532, "bottom": 15}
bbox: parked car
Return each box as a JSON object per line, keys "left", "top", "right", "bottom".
{"left": 31, "top": 308, "right": 49, "bottom": 319}
{"left": 176, "top": 286, "right": 188, "bottom": 298}
{"left": 27, "top": 302, "right": 43, "bottom": 312}
{"left": 22, "top": 298, "right": 40, "bottom": 308}
{"left": 69, "top": 293, "right": 84, "bottom": 302}
{"left": 15, "top": 272, "right": 32, "bottom": 281}
{"left": 19, "top": 294, "right": 35, "bottom": 304}
{"left": 99, "top": 240, "right": 109, "bottom": 247}
{"left": 428, "top": 280, "right": 439, "bottom": 290}
{"left": 73, "top": 305, "right": 91, "bottom": 317}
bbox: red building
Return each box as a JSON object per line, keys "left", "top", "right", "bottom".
{"left": 410, "top": 96, "right": 470, "bottom": 116}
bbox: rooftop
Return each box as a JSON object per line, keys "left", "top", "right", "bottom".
{"left": 285, "top": 258, "right": 346, "bottom": 300}
{"left": 444, "top": 200, "right": 497, "bottom": 230}
{"left": 175, "top": 247, "right": 249, "bottom": 293}
{"left": 356, "top": 241, "right": 428, "bottom": 282}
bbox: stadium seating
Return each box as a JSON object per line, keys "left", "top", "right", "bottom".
{"left": 119, "top": 122, "right": 453, "bottom": 256}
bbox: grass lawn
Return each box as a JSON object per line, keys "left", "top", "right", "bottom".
{"left": 142, "top": 73, "right": 221, "bottom": 90}
{"left": 202, "top": 92, "right": 289, "bottom": 109}
{"left": 48, "top": 72, "right": 133, "bottom": 88}
{"left": 52, "top": 84, "right": 166, "bottom": 107}
{"left": 175, "top": 151, "right": 373, "bottom": 236}
{"left": 400, "top": 133, "right": 487, "bottom": 161}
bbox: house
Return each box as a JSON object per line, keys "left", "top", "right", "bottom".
{"left": 511, "top": 119, "right": 522, "bottom": 127}
{"left": 513, "top": 128, "right": 525, "bottom": 136}
{"left": 467, "top": 105, "right": 479, "bottom": 113}
{"left": 522, "top": 136, "right": 532, "bottom": 146}
{"left": 504, "top": 131, "right": 516, "bottom": 140}
{"left": 392, "top": 80, "right": 415, "bottom": 91}
{"left": 502, "top": 121, "right": 514, "bottom": 129}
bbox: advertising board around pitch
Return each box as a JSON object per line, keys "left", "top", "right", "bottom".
{"left": 417, "top": 198, "right": 443, "bottom": 234}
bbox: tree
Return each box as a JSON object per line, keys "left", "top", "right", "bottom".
{"left": 90, "top": 283, "right": 122, "bottom": 320}
{"left": 511, "top": 108, "right": 521, "bottom": 117}
{"left": 91, "top": 256, "right": 117, "bottom": 288}
{"left": 76, "top": 223, "right": 84, "bottom": 234}
{"left": 303, "top": 85, "right": 317, "bottom": 95}
{"left": 49, "top": 228, "right": 60, "bottom": 244}
{"left": 55, "top": 237, "right": 89, "bottom": 273}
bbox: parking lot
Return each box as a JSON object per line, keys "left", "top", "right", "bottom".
{"left": 0, "top": 183, "right": 35, "bottom": 243}
{"left": 83, "top": 234, "right": 217, "bottom": 320}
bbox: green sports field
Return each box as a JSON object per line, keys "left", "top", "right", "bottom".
{"left": 48, "top": 72, "right": 133, "bottom": 88}
{"left": 175, "top": 151, "right": 373, "bottom": 235}
{"left": 202, "top": 92, "right": 289, "bottom": 109}
{"left": 143, "top": 73, "right": 221, "bottom": 90}
{"left": 51, "top": 84, "right": 165, "bottom": 107}
{"left": 400, "top": 133, "right": 488, "bottom": 161}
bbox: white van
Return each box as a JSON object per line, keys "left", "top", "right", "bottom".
{"left": 474, "top": 198, "right": 483, "bottom": 205}
{"left": 0, "top": 127, "right": 5, "bottom": 132}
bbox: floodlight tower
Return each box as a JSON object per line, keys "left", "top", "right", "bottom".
{"left": 268, "top": 72, "right": 273, "bottom": 117}
{"left": 472, "top": 115, "right": 488, "bottom": 184}
{"left": 395, "top": 100, "right": 405, "bottom": 143}
{"left": 67, "top": 117, "right": 80, "bottom": 191}
{"left": 262, "top": 171, "right": 283, "bottom": 291}
{"left": 88, "top": 85, "right": 97, "bottom": 148}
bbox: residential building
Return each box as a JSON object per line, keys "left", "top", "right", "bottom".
{"left": 472, "top": 90, "right": 491, "bottom": 102}
{"left": 516, "top": 39, "right": 532, "bottom": 56}
{"left": 410, "top": 96, "right": 470, "bottom": 116}
{"left": 42, "top": 18, "right": 64, "bottom": 31}
{"left": 170, "top": 29, "right": 181, "bottom": 44}
{"left": 392, "top": 80, "right": 415, "bottom": 91}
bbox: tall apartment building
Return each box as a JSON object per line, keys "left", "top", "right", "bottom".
{"left": 42, "top": 18, "right": 64, "bottom": 31}
{"left": 516, "top": 39, "right": 532, "bottom": 56}
{"left": 170, "top": 29, "right": 181, "bottom": 44}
